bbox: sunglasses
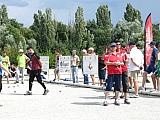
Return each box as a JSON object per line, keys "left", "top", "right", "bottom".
{"left": 116, "top": 44, "right": 121, "bottom": 45}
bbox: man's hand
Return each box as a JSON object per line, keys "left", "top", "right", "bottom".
{"left": 8, "top": 72, "right": 12, "bottom": 78}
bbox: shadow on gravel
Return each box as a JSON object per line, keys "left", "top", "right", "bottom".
{"left": 80, "top": 96, "right": 104, "bottom": 99}
{"left": 71, "top": 102, "right": 101, "bottom": 106}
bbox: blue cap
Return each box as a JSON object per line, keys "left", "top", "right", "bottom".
{"left": 149, "top": 41, "right": 156, "bottom": 45}
{"left": 110, "top": 42, "right": 116, "bottom": 47}
{"left": 158, "top": 44, "right": 160, "bottom": 47}
{"left": 129, "top": 41, "right": 136, "bottom": 46}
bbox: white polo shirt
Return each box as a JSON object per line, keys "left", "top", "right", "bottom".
{"left": 129, "top": 47, "right": 143, "bottom": 71}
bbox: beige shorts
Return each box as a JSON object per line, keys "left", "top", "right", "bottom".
{"left": 130, "top": 70, "right": 140, "bottom": 81}
{"left": 2, "top": 71, "right": 8, "bottom": 76}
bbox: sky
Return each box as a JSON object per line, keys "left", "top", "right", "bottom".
{"left": 0, "top": 0, "right": 160, "bottom": 27}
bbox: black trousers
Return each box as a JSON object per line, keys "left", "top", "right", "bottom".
{"left": 122, "top": 71, "right": 129, "bottom": 93}
{"left": 29, "top": 70, "right": 46, "bottom": 91}
{"left": 0, "top": 75, "right": 2, "bottom": 92}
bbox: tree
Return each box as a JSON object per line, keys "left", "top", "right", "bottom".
{"left": 73, "top": 6, "right": 86, "bottom": 53}
{"left": 112, "top": 19, "right": 143, "bottom": 47}
{"left": 0, "top": 4, "right": 9, "bottom": 25}
{"left": 95, "top": 5, "right": 111, "bottom": 54}
{"left": 153, "top": 23, "right": 160, "bottom": 44}
{"left": 124, "top": 3, "right": 143, "bottom": 26}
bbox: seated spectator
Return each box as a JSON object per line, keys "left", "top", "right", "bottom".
{"left": 9, "top": 64, "right": 16, "bottom": 78}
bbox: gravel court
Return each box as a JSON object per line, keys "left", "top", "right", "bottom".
{"left": 0, "top": 82, "right": 160, "bottom": 120}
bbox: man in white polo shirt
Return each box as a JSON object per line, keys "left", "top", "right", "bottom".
{"left": 129, "top": 42, "right": 143, "bottom": 98}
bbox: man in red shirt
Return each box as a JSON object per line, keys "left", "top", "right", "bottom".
{"left": 103, "top": 42, "right": 124, "bottom": 106}
{"left": 115, "top": 40, "right": 130, "bottom": 104}
{"left": 24, "top": 47, "right": 49, "bottom": 95}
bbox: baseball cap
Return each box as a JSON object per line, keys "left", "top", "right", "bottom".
{"left": 158, "top": 44, "right": 160, "bottom": 47}
{"left": 110, "top": 42, "right": 116, "bottom": 47}
{"left": 129, "top": 41, "right": 136, "bottom": 46}
{"left": 149, "top": 41, "right": 156, "bottom": 45}
{"left": 72, "top": 50, "right": 76, "bottom": 52}
{"left": 19, "top": 49, "right": 24, "bottom": 53}
{"left": 125, "top": 46, "right": 130, "bottom": 50}
{"left": 88, "top": 47, "right": 94, "bottom": 51}
{"left": 82, "top": 49, "right": 87, "bottom": 53}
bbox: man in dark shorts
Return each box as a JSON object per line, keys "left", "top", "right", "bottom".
{"left": 103, "top": 42, "right": 124, "bottom": 106}
{"left": 139, "top": 41, "right": 158, "bottom": 91}
{"left": 24, "top": 47, "right": 49, "bottom": 95}
{"left": 115, "top": 40, "right": 130, "bottom": 104}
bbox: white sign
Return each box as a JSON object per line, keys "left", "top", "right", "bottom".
{"left": 40, "top": 56, "right": 49, "bottom": 80}
{"left": 83, "top": 55, "right": 98, "bottom": 75}
{"left": 59, "top": 56, "right": 71, "bottom": 74}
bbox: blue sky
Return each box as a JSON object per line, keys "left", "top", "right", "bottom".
{"left": 0, "top": 0, "right": 159, "bottom": 27}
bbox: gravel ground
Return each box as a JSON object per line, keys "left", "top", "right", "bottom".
{"left": 0, "top": 81, "right": 160, "bottom": 120}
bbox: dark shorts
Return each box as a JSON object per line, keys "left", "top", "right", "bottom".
{"left": 146, "top": 65, "right": 157, "bottom": 74}
{"left": 106, "top": 74, "right": 122, "bottom": 91}
{"left": 122, "top": 71, "right": 129, "bottom": 92}
{"left": 99, "top": 70, "right": 106, "bottom": 80}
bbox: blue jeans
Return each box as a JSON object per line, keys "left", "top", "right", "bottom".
{"left": 83, "top": 74, "right": 89, "bottom": 84}
{"left": 16, "top": 67, "right": 25, "bottom": 82}
{"left": 71, "top": 66, "right": 78, "bottom": 83}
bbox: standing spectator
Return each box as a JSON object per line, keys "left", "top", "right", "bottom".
{"left": 129, "top": 42, "right": 143, "bottom": 98}
{"left": 0, "top": 56, "right": 11, "bottom": 93}
{"left": 98, "top": 52, "right": 107, "bottom": 86}
{"left": 2, "top": 51, "right": 10, "bottom": 84}
{"left": 71, "top": 50, "right": 80, "bottom": 83}
{"left": 103, "top": 42, "right": 124, "bottom": 106}
{"left": 15, "top": 49, "right": 30, "bottom": 84}
{"left": 125, "top": 46, "right": 133, "bottom": 89}
{"left": 25, "top": 51, "right": 32, "bottom": 75}
{"left": 116, "top": 40, "right": 130, "bottom": 104}
{"left": 88, "top": 47, "right": 96, "bottom": 85}
{"left": 81, "top": 49, "right": 89, "bottom": 85}
{"left": 139, "top": 41, "right": 158, "bottom": 91}
{"left": 9, "top": 64, "right": 16, "bottom": 78}
{"left": 53, "top": 50, "right": 62, "bottom": 81}
{"left": 24, "top": 47, "right": 49, "bottom": 95}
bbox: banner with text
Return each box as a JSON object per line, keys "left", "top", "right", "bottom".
{"left": 59, "top": 56, "right": 71, "bottom": 74}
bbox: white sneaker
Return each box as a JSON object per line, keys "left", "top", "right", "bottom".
{"left": 150, "top": 90, "right": 158, "bottom": 93}
{"left": 130, "top": 94, "right": 139, "bottom": 98}
{"left": 149, "top": 88, "right": 156, "bottom": 92}
{"left": 139, "top": 86, "right": 144, "bottom": 91}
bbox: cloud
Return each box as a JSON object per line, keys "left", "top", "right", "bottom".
{"left": 0, "top": 0, "right": 29, "bottom": 7}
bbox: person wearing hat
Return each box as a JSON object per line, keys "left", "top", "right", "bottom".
{"left": 139, "top": 41, "right": 158, "bottom": 92}
{"left": 81, "top": 49, "right": 89, "bottom": 84}
{"left": 88, "top": 47, "right": 96, "bottom": 85}
{"left": 103, "top": 42, "right": 124, "bottom": 106}
{"left": 15, "top": 49, "right": 30, "bottom": 84}
{"left": 149, "top": 43, "right": 160, "bottom": 92}
{"left": 129, "top": 42, "right": 143, "bottom": 98}
{"left": 71, "top": 50, "right": 80, "bottom": 83}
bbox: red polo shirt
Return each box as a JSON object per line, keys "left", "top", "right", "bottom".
{"left": 104, "top": 52, "right": 122, "bottom": 75}
{"left": 118, "top": 50, "right": 128, "bottom": 72}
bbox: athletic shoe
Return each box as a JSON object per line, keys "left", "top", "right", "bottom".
{"left": 21, "top": 82, "right": 24, "bottom": 84}
{"left": 24, "top": 91, "right": 32, "bottom": 95}
{"left": 120, "top": 94, "right": 124, "bottom": 99}
{"left": 146, "top": 79, "right": 150, "bottom": 83}
{"left": 114, "top": 100, "right": 120, "bottom": 106}
{"left": 150, "top": 90, "right": 158, "bottom": 93}
{"left": 124, "top": 99, "right": 130, "bottom": 104}
{"left": 139, "top": 86, "right": 144, "bottom": 91}
{"left": 43, "top": 89, "right": 49, "bottom": 95}
{"left": 128, "top": 86, "right": 133, "bottom": 89}
{"left": 149, "top": 88, "right": 156, "bottom": 92}
{"left": 130, "top": 94, "right": 139, "bottom": 98}
{"left": 103, "top": 100, "right": 108, "bottom": 106}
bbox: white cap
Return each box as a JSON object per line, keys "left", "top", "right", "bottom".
{"left": 72, "top": 50, "right": 76, "bottom": 52}
{"left": 88, "top": 47, "right": 94, "bottom": 51}
{"left": 82, "top": 49, "right": 87, "bottom": 53}
{"left": 19, "top": 49, "right": 24, "bottom": 53}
